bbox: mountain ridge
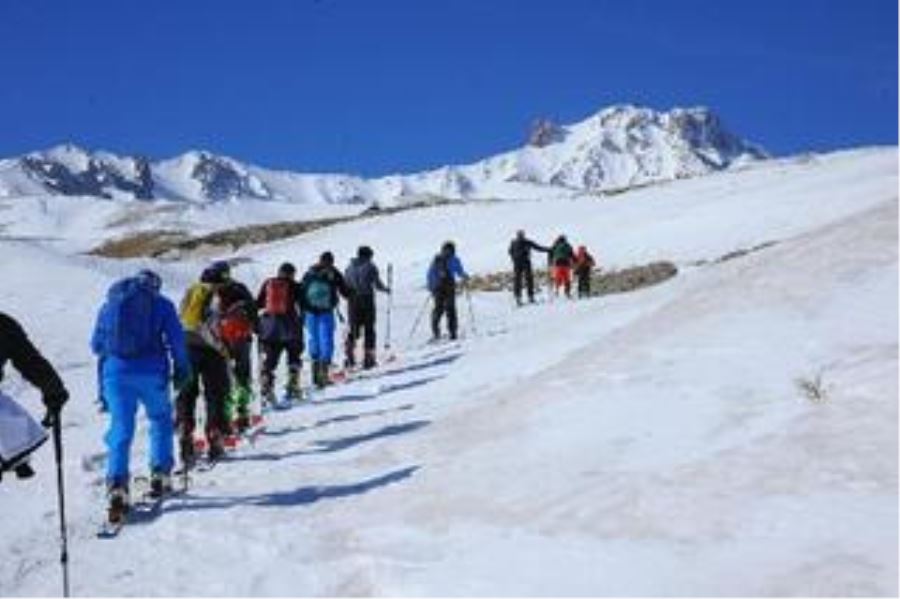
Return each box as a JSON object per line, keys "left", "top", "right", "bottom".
{"left": 0, "top": 104, "right": 767, "bottom": 205}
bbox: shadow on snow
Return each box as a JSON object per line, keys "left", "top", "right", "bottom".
{"left": 234, "top": 420, "right": 430, "bottom": 463}
{"left": 164, "top": 465, "right": 420, "bottom": 513}
{"left": 261, "top": 403, "right": 415, "bottom": 439}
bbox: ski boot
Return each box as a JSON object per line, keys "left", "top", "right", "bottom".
{"left": 207, "top": 435, "right": 226, "bottom": 462}
{"left": 179, "top": 434, "right": 196, "bottom": 469}
{"left": 106, "top": 484, "right": 130, "bottom": 525}
{"left": 344, "top": 336, "right": 356, "bottom": 370}
{"left": 363, "top": 350, "right": 377, "bottom": 370}
{"left": 233, "top": 385, "right": 253, "bottom": 423}
{"left": 312, "top": 361, "right": 332, "bottom": 389}
{"left": 284, "top": 365, "right": 302, "bottom": 402}
{"left": 260, "top": 370, "right": 277, "bottom": 410}
{"left": 148, "top": 471, "right": 173, "bottom": 499}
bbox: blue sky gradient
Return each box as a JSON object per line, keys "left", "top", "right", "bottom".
{"left": 0, "top": 0, "right": 896, "bottom": 175}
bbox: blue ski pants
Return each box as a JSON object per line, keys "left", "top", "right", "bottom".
{"left": 305, "top": 311, "right": 336, "bottom": 363}
{"left": 103, "top": 371, "right": 174, "bottom": 487}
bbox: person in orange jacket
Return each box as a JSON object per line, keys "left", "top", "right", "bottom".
{"left": 573, "top": 245, "right": 596, "bottom": 299}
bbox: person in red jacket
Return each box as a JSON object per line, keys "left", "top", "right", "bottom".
{"left": 573, "top": 245, "right": 597, "bottom": 298}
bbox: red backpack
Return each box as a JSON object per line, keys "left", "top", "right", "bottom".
{"left": 264, "top": 278, "right": 292, "bottom": 315}
{"left": 218, "top": 300, "right": 254, "bottom": 345}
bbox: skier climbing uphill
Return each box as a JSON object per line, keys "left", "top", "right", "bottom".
{"left": 427, "top": 241, "right": 470, "bottom": 341}
{"left": 256, "top": 262, "right": 305, "bottom": 405}
{"left": 90, "top": 269, "right": 189, "bottom": 521}
{"left": 300, "top": 252, "right": 352, "bottom": 388}
{"left": 0, "top": 312, "right": 68, "bottom": 482}
{"left": 212, "top": 262, "right": 257, "bottom": 432}
{"left": 343, "top": 245, "right": 391, "bottom": 370}
{"left": 508, "top": 229, "right": 549, "bottom": 305}
{"left": 549, "top": 234, "right": 575, "bottom": 298}
{"left": 176, "top": 263, "right": 231, "bottom": 464}
{"left": 573, "top": 245, "right": 597, "bottom": 298}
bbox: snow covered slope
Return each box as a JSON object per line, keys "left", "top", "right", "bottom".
{"left": 0, "top": 147, "right": 895, "bottom": 596}
{"left": 0, "top": 105, "right": 765, "bottom": 207}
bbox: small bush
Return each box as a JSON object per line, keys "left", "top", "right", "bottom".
{"left": 795, "top": 374, "right": 828, "bottom": 403}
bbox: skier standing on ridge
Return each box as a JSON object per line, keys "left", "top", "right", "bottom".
{"left": 573, "top": 245, "right": 597, "bottom": 298}
{"left": 211, "top": 261, "right": 257, "bottom": 432}
{"left": 300, "top": 251, "right": 352, "bottom": 388}
{"left": 90, "top": 270, "right": 190, "bottom": 521}
{"left": 508, "top": 229, "right": 549, "bottom": 306}
{"left": 549, "top": 234, "right": 575, "bottom": 299}
{"left": 343, "top": 245, "right": 391, "bottom": 370}
{"left": 1, "top": 312, "right": 68, "bottom": 482}
{"left": 427, "top": 241, "right": 469, "bottom": 341}
{"left": 176, "top": 264, "right": 231, "bottom": 465}
{"left": 256, "top": 262, "right": 305, "bottom": 404}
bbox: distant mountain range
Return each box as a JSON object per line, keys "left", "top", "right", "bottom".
{"left": 0, "top": 105, "right": 767, "bottom": 205}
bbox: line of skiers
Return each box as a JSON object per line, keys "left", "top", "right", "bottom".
{"left": 509, "top": 230, "right": 596, "bottom": 303}
{"left": 1, "top": 234, "right": 594, "bottom": 524}
{"left": 88, "top": 247, "right": 394, "bottom": 520}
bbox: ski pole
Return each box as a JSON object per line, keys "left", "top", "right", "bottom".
{"left": 464, "top": 285, "right": 477, "bottom": 336}
{"left": 384, "top": 263, "right": 393, "bottom": 350}
{"left": 407, "top": 293, "right": 430, "bottom": 342}
{"left": 51, "top": 415, "right": 70, "bottom": 597}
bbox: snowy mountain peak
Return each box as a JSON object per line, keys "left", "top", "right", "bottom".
{"left": 0, "top": 104, "right": 768, "bottom": 204}
{"left": 16, "top": 144, "right": 154, "bottom": 200}
{"left": 157, "top": 150, "right": 273, "bottom": 202}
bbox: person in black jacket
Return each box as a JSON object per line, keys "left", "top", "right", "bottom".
{"left": 300, "top": 252, "right": 352, "bottom": 387}
{"left": 0, "top": 312, "right": 68, "bottom": 481}
{"left": 508, "top": 230, "right": 549, "bottom": 305}
{"left": 343, "top": 245, "right": 390, "bottom": 369}
{"left": 210, "top": 261, "right": 257, "bottom": 431}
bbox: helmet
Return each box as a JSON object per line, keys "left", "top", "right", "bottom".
{"left": 357, "top": 245, "right": 374, "bottom": 260}
{"left": 320, "top": 251, "right": 334, "bottom": 265}
{"left": 278, "top": 262, "right": 296, "bottom": 278}
{"left": 210, "top": 260, "right": 231, "bottom": 279}
{"left": 200, "top": 267, "right": 219, "bottom": 284}
{"left": 136, "top": 269, "right": 162, "bottom": 291}
{"left": 441, "top": 241, "right": 455, "bottom": 255}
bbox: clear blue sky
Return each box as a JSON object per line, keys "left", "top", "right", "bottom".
{"left": 0, "top": 0, "right": 896, "bottom": 176}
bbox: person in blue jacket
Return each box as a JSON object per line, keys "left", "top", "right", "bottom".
{"left": 91, "top": 269, "right": 190, "bottom": 523}
{"left": 427, "top": 241, "right": 469, "bottom": 340}
{"left": 300, "top": 252, "right": 352, "bottom": 389}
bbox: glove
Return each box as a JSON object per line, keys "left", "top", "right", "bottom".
{"left": 41, "top": 388, "right": 68, "bottom": 427}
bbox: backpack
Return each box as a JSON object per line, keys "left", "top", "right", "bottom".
{"left": 431, "top": 254, "right": 451, "bottom": 287}
{"left": 264, "top": 278, "right": 292, "bottom": 315}
{"left": 218, "top": 300, "right": 254, "bottom": 345}
{"left": 179, "top": 283, "right": 215, "bottom": 332}
{"left": 102, "top": 278, "right": 157, "bottom": 358}
{"left": 552, "top": 242, "right": 573, "bottom": 267}
{"left": 304, "top": 273, "right": 333, "bottom": 311}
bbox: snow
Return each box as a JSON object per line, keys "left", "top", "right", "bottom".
{"left": 0, "top": 146, "right": 896, "bottom": 596}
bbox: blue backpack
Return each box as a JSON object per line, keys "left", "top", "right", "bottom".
{"left": 101, "top": 277, "right": 158, "bottom": 357}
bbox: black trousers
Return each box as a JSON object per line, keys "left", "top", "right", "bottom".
{"left": 176, "top": 344, "right": 231, "bottom": 440}
{"left": 513, "top": 261, "right": 535, "bottom": 301}
{"left": 576, "top": 271, "right": 591, "bottom": 297}
{"left": 346, "top": 294, "right": 377, "bottom": 355}
{"left": 227, "top": 339, "right": 252, "bottom": 388}
{"left": 431, "top": 287, "right": 458, "bottom": 339}
{"left": 260, "top": 339, "right": 303, "bottom": 373}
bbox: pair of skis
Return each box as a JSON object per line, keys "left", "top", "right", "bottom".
{"left": 96, "top": 476, "right": 185, "bottom": 539}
